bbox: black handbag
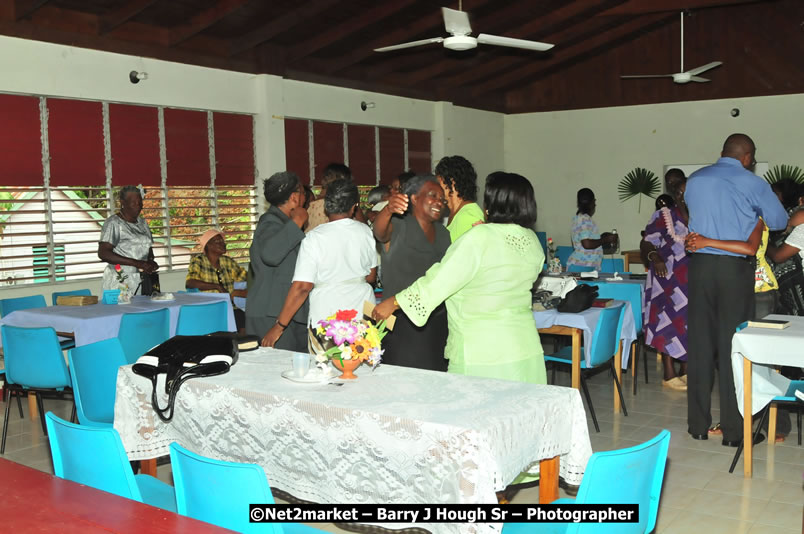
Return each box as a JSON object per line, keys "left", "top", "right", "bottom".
{"left": 138, "top": 272, "right": 161, "bottom": 296}
{"left": 557, "top": 284, "right": 599, "bottom": 313}
{"left": 132, "top": 335, "right": 238, "bottom": 422}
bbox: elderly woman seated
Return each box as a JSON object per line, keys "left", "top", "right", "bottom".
{"left": 262, "top": 179, "right": 377, "bottom": 347}
{"left": 186, "top": 229, "right": 248, "bottom": 331}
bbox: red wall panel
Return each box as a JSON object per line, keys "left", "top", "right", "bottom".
{"left": 109, "top": 103, "right": 161, "bottom": 186}
{"left": 312, "top": 122, "right": 344, "bottom": 185}
{"left": 164, "top": 108, "right": 210, "bottom": 186}
{"left": 47, "top": 99, "right": 105, "bottom": 186}
{"left": 284, "top": 119, "right": 310, "bottom": 185}
{"left": 0, "top": 94, "right": 42, "bottom": 186}
{"left": 347, "top": 125, "right": 376, "bottom": 186}
{"left": 213, "top": 112, "right": 254, "bottom": 186}
{"left": 378, "top": 127, "right": 404, "bottom": 184}
{"left": 406, "top": 129, "right": 432, "bottom": 175}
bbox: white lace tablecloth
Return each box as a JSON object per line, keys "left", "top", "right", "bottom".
{"left": 0, "top": 292, "right": 235, "bottom": 348}
{"left": 114, "top": 349, "right": 592, "bottom": 534}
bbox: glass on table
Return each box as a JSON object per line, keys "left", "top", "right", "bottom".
{"left": 292, "top": 352, "right": 311, "bottom": 378}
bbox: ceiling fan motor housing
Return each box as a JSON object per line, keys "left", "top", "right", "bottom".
{"left": 444, "top": 35, "right": 477, "bottom": 51}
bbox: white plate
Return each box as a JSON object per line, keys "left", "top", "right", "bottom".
{"left": 280, "top": 370, "right": 332, "bottom": 384}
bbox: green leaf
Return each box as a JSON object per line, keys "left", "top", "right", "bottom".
{"left": 618, "top": 168, "right": 661, "bottom": 203}
{"left": 763, "top": 165, "right": 804, "bottom": 185}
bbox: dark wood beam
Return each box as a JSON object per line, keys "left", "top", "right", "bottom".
{"left": 14, "top": 0, "right": 49, "bottom": 20}
{"left": 169, "top": 0, "right": 249, "bottom": 46}
{"left": 229, "top": 0, "right": 341, "bottom": 56}
{"left": 286, "top": 0, "right": 417, "bottom": 62}
{"left": 99, "top": 0, "right": 158, "bottom": 35}
{"left": 396, "top": 0, "right": 627, "bottom": 87}
{"left": 471, "top": 13, "right": 675, "bottom": 97}
{"left": 599, "top": 0, "right": 767, "bottom": 15}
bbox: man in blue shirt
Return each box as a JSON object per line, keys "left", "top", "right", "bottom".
{"left": 684, "top": 133, "right": 787, "bottom": 446}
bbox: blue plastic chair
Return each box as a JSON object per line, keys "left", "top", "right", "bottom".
{"left": 169, "top": 442, "right": 324, "bottom": 533}
{"left": 45, "top": 413, "right": 176, "bottom": 512}
{"left": 176, "top": 301, "right": 229, "bottom": 336}
{"left": 503, "top": 430, "right": 670, "bottom": 534}
{"left": 555, "top": 246, "right": 573, "bottom": 268}
{"left": 1, "top": 325, "right": 74, "bottom": 453}
{"left": 580, "top": 280, "right": 647, "bottom": 394}
{"left": 600, "top": 258, "right": 625, "bottom": 273}
{"left": 68, "top": 338, "right": 128, "bottom": 427}
{"left": 118, "top": 308, "right": 171, "bottom": 365}
{"left": 567, "top": 264, "right": 596, "bottom": 273}
{"left": 0, "top": 294, "right": 46, "bottom": 317}
{"left": 51, "top": 289, "right": 92, "bottom": 306}
{"left": 545, "top": 303, "right": 628, "bottom": 432}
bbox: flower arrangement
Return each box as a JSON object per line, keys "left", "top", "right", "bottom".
{"left": 114, "top": 264, "right": 128, "bottom": 285}
{"left": 546, "top": 237, "right": 557, "bottom": 256}
{"left": 313, "top": 309, "right": 387, "bottom": 368}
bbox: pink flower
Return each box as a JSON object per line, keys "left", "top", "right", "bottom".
{"left": 115, "top": 264, "right": 122, "bottom": 272}
{"left": 325, "top": 320, "right": 359, "bottom": 346}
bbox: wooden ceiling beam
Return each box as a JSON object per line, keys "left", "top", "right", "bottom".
{"left": 598, "top": 0, "right": 767, "bottom": 15}
{"left": 229, "top": 0, "right": 341, "bottom": 57}
{"left": 169, "top": 0, "right": 249, "bottom": 46}
{"left": 397, "top": 0, "right": 627, "bottom": 87}
{"left": 99, "top": 0, "right": 158, "bottom": 35}
{"left": 472, "top": 13, "right": 675, "bottom": 97}
{"left": 14, "top": 0, "right": 49, "bottom": 20}
{"left": 286, "top": 0, "right": 417, "bottom": 63}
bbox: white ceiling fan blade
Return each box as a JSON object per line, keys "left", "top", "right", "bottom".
{"left": 690, "top": 76, "right": 711, "bottom": 82}
{"left": 685, "top": 61, "right": 723, "bottom": 76}
{"left": 620, "top": 74, "right": 674, "bottom": 79}
{"left": 476, "top": 34, "right": 554, "bottom": 52}
{"left": 442, "top": 7, "right": 472, "bottom": 36}
{"left": 374, "top": 37, "right": 444, "bottom": 53}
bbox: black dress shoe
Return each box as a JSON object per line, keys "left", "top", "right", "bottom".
{"left": 689, "top": 432, "right": 708, "bottom": 440}
{"left": 722, "top": 433, "right": 765, "bottom": 447}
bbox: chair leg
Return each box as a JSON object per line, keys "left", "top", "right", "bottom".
{"left": 35, "top": 393, "right": 47, "bottom": 437}
{"left": 797, "top": 409, "right": 801, "bottom": 446}
{"left": 15, "top": 394, "right": 23, "bottom": 418}
{"left": 579, "top": 373, "right": 600, "bottom": 433}
{"left": 642, "top": 342, "right": 649, "bottom": 384}
{"left": 730, "top": 406, "right": 769, "bottom": 473}
{"left": 70, "top": 401, "right": 76, "bottom": 424}
{"left": 632, "top": 342, "right": 638, "bottom": 396}
{"left": 610, "top": 360, "right": 628, "bottom": 416}
{"left": 1, "top": 389, "right": 13, "bottom": 454}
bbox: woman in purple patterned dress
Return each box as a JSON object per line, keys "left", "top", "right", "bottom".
{"left": 640, "top": 169, "right": 689, "bottom": 391}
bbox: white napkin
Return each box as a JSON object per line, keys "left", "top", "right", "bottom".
{"left": 610, "top": 272, "right": 623, "bottom": 280}
{"left": 579, "top": 270, "right": 599, "bottom": 279}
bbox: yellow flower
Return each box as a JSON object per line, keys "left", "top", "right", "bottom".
{"left": 351, "top": 338, "right": 373, "bottom": 361}
{"left": 365, "top": 326, "right": 381, "bottom": 348}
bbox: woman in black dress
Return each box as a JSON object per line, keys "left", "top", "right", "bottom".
{"left": 373, "top": 175, "right": 450, "bottom": 371}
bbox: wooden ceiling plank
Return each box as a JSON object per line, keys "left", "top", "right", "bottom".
{"left": 169, "top": 0, "right": 250, "bottom": 46}
{"left": 286, "top": 0, "right": 418, "bottom": 62}
{"left": 599, "top": 0, "right": 767, "bottom": 15}
{"left": 14, "top": 0, "right": 50, "bottom": 20}
{"left": 30, "top": 5, "right": 99, "bottom": 35}
{"left": 229, "top": 0, "right": 341, "bottom": 57}
{"left": 99, "top": 0, "right": 158, "bottom": 35}
{"left": 472, "top": 13, "right": 675, "bottom": 97}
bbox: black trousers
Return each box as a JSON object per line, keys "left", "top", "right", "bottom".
{"left": 687, "top": 254, "right": 755, "bottom": 442}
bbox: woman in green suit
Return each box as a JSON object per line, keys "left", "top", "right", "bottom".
{"left": 373, "top": 172, "right": 546, "bottom": 384}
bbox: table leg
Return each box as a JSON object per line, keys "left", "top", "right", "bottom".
{"left": 140, "top": 459, "right": 158, "bottom": 477}
{"left": 614, "top": 341, "right": 622, "bottom": 413}
{"left": 571, "top": 329, "right": 581, "bottom": 390}
{"left": 768, "top": 404, "right": 778, "bottom": 446}
{"left": 538, "top": 456, "right": 560, "bottom": 504}
{"left": 28, "top": 393, "right": 37, "bottom": 420}
{"left": 743, "top": 357, "right": 752, "bottom": 478}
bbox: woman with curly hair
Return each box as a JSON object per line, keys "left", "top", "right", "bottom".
{"left": 435, "top": 155, "right": 485, "bottom": 241}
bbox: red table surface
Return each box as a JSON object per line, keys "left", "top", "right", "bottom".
{"left": 0, "top": 458, "right": 233, "bottom": 533}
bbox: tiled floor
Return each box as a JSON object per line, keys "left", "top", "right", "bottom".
{"left": 2, "top": 352, "right": 802, "bottom": 533}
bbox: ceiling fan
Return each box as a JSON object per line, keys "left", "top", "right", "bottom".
{"left": 621, "top": 12, "right": 722, "bottom": 84}
{"left": 374, "top": 3, "right": 554, "bottom": 54}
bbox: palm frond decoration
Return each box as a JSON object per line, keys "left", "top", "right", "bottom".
{"left": 618, "top": 168, "right": 660, "bottom": 212}
{"left": 763, "top": 164, "right": 804, "bottom": 185}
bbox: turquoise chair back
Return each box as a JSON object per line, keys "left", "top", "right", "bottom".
{"left": 68, "top": 338, "right": 128, "bottom": 427}
{"left": 52, "top": 289, "right": 91, "bottom": 305}
{"left": 118, "top": 308, "right": 170, "bottom": 364}
{"left": 0, "top": 294, "right": 46, "bottom": 317}
{"left": 555, "top": 246, "right": 573, "bottom": 267}
{"left": 45, "top": 412, "right": 144, "bottom": 501}
{"left": 176, "top": 301, "right": 228, "bottom": 336}
{"left": 1, "top": 325, "right": 71, "bottom": 389}
{"left": 169, "top": 442, "right": 281, "bottom": 534}
{"left": 581, "top": 281, "right": 642, "bottom": 333}
{"left": 600, "top": 258, "right": 625, "bottom": 272}
{"left": 588, "top": 303, "right": 625, "bottom": 368}
{"left": 567, "top": 264, "right": 596, "bottom": 273}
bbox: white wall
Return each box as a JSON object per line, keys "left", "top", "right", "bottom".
{"left": 504, "top": 93, "right": 804, "bottom": 254}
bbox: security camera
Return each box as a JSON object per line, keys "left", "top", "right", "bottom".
{"left": 730, "top": 108, "right": 740, "bottom": 117}
{"left": 360, "top": 101, "right": 367, "bottom": 111}
{"left": 129, "top": 71, "right": 147, "bottom": 84}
